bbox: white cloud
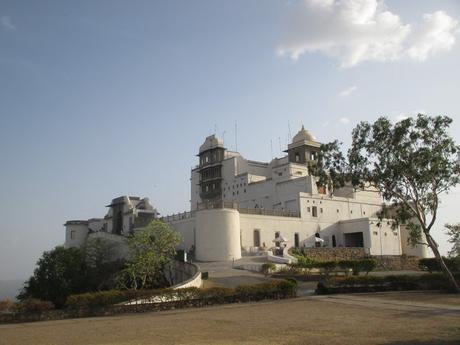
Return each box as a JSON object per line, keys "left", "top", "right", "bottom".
{"left": 407, "top": 11, "right": 458, "bottom": 61}
{"left": 278, "top": 0, "right": 458, "bottom": 67}
{"left": 339, "top": 117, "right": 351, "bottom": 124}
{"left": 1, "top": 16, "right": 15, "bottom": 30}
{"left": 339, "top": 85, "right": 357, "bottom": 97}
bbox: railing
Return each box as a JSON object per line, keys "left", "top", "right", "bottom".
{"left": 238, "top": 207, "right": 300, "bottom": 218}
{"left": 161, "top": 211, "right": 196, "bottom": 223}
{"left": 196, "top": 201, "right": 300, "bottom": 218}
{"left": 197, "top": 200, "right": 238, "bottom": 210}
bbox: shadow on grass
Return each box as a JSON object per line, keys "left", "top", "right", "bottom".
{"left": 380, "top": 339, "right": 460, "bottom": 345}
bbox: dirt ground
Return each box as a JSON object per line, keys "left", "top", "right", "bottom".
{"left": 1, "top": 292, "right": 459, "bottom": 345}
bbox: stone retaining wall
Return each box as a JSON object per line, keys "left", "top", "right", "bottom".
{"left": 374, "top": 255, "right": 420, "bottom": 271}
{"left": 298, "top": 247, "right": 368, "bottom": 261}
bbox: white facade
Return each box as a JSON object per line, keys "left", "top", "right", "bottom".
{"left": 64, "top": 196, "right": 158, "bottom": 248}
{"left": 65, "top": 126, "right": 427, "bottom": 262}
{"left": 166, "top": 127, "right": 426, "bottom": 261}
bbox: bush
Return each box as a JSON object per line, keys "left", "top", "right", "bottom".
{"left": 198, "top": 287, "right": 236, "bottom": 303}
{"left": 294, "top": 257, "right": 318, "bottom": 269}
{"left": 13, "top": 299, "right": 55, "bottom": 312}
{"left": 337, "top": 259, "right": 377, "bottom": 276}
{"left": 316, "top": 261, "right": 337, "bottom": 276}
{"left": 65, "top": 290, "right": 127, "bottom": 309}
{"left": 261, "top": 262, "right": 276, "bottom": 276}
{"left": 0, "top": 299, "right": 14, "bottom": 312}
{"left": 316, "top": 273, "right": 460, "bottom": 294}
{"left": 64, "top": 280, "right": 297, "bottom": 309}
{"left": 418, "top": 257, "right": 460, "bottom": 273}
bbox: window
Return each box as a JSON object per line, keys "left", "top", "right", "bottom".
{"left": 278, "top": 172, "right": 282, "bottom": 176}
{"left": 205, "top": 156, "right": 209, "bottom": 163}
{"left": 337, "top": 209, "right": 339, "bottom": 213}
{"left": 332, "top": 235, "right": 337, "bottom": 248}
{"left": 295, "top": 153, "right": 300, "bottom": 162}
{"left": 253, "top": 229, "right": 261, "bottom": 247}
{"left": 312, "top": 206, "right": 318, "bottom": 217}
{"left": 70, "top": 230, "right": 76, "bottom": 239}
{"left": 320, "top": 208, "right": 323, "bottom": 213}
{"left": 373, "top": 231, "right": 378, "bottom": 235}
{"left": 294, "top": 233, "right": 300, "bottom": 248}
{"left": 307, "top": 207, "right": 311, "bottom": 212}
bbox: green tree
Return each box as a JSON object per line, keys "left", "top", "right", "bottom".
{"left": 118, "top": 220, "right": 181, "bottom": 290}
{"left": 84, "top": 237, "right": 125, "bottom": 290}
{"left": 18, "top": 246, "right": 88, "bottom": 307}
{"left": 445, "top": 223, "right": 460, "bottom": 258}
{"left": 311, "top": 115, "right": 460, "bottom": 292}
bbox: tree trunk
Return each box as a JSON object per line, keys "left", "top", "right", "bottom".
{"left": 425, "top": 232, "right": 460, "bottom": 292}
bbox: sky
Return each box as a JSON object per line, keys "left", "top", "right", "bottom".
{"left": 1, "top": 0, "right": 460, "bottom": 281}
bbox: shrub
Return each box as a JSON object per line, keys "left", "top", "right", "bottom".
{"left": 316, "top": 273, "right": 460, "bottom": 294}
{"left": 418, "top": 257, "right": 460, "bottom": 273}
{"left": 294, "top": 257, "right": 317, "bottom": 269}
{"left": 337, "top": 259, "right": 377, "bottom": 276}
{"left": 198, "top": 287, "right": 236, "bottom": 303}
{"left": 261, "top": 262, "right": 276, "bottom": 276}
{"left": 65, "top": 290, "right": 126, "bottom": 309}
{"left": 359, "top": 258, "right": 377, "bottom": 275}
{"left": 63, "top": 280, "right": 297, "bottom": 310}
{"left": 13, "top": 299, "right": 55, "bottom": 312}
{"left": 316, "top": 261, "right": 337, "bottom": 276}
{"left": 0, "top": 299, "right": 14, "bottom": 312}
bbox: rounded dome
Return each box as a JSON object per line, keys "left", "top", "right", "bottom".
{"left": 292, "top": 125, "right": 316, "bottom": 143}
{"left": 199, "top": 134, "right": 224, "bottom": 153}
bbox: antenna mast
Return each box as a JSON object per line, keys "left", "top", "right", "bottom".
{"left": 234, "top": 121, "right": 238, "bottom": 152}
{"left": 270, "top": 139, "right": 273, "bottom": 159}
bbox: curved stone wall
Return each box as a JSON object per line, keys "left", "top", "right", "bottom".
{"left": 195, "top": 208, "right": 241, "bottom": 261}
{"left": 171, "top": 261, "right": 202, "bottom": 289}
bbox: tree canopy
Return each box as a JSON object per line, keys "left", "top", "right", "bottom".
{"left": 118, "top": 220, "right": 181, "bottom": 290}
{"left": 445, "top": 223, "right": 460, "bottom": 258}
{"left": 18, "top": 246, "right": 88, "bottom": 307}
{"left": 311, "top": 114, "right": 460, "bottom": 291}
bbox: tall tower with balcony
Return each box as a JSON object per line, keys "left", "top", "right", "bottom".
{"left": 197, "top": 135, "right": 226, "bottom": 203}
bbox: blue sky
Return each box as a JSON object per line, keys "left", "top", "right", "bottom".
{"left": 1, "top": 0, "right": 460, "bottom": 280}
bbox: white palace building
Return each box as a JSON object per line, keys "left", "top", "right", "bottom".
{"left": 65, "top": 126, "right": 428, "bottom": 261}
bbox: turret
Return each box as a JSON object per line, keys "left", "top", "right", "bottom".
{"left": 285, "top": 125, "right": 321, "bottom": 164}
{"left": 197, "top": 135, "right": 226, "bottom": 201}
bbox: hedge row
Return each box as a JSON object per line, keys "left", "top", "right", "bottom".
{"left": 65, "top": 279, "right": 298, "bottom": 309}
{"left": 0, "top": 299, "right": 55, "bottom": 313}
{"left": 291, "top": 258, "right": 377, "bottom": 275}
{"left": 316, "top": 273, "right": 460, "bottom": 294}
{"left": 418, "top": 257, "right": 460, "bottom": 273}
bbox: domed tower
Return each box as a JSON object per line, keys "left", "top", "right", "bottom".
{"left": 285, "top": 125, "right": 321, "bottom": 164}
{"left": 197, "top": 135, "right": 226, "bottom": 202}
